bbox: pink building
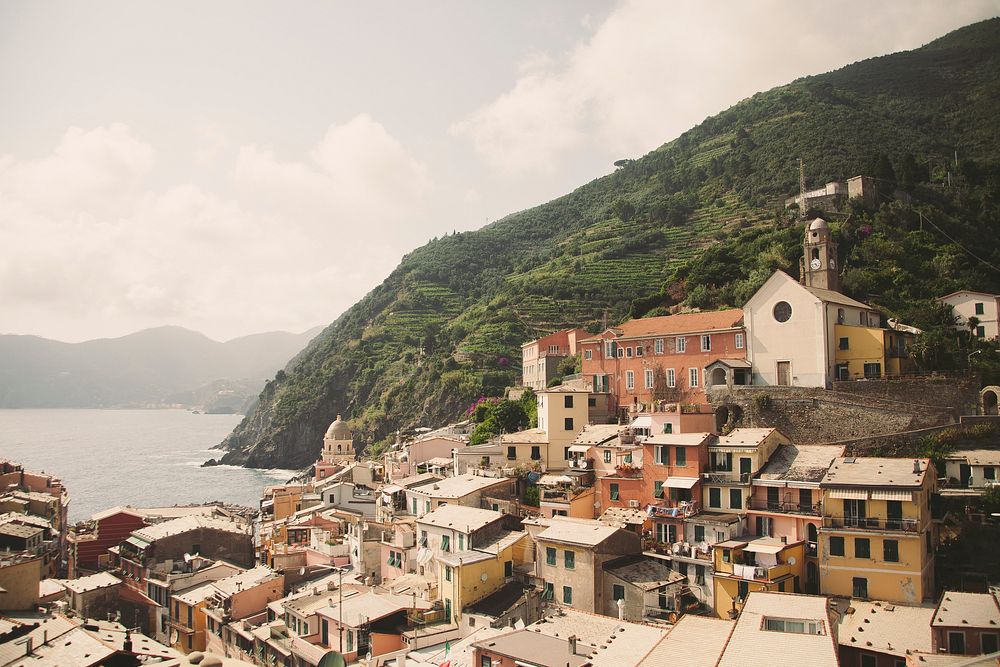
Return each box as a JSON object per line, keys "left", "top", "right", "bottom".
{"left": 521, "top": 328, "right": 589, "bottom": 390}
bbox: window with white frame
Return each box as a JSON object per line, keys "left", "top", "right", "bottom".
{"left": 645, "top": 369, "right": 654, "bottom": 389}
{"left": 701, "top": 335, "right": 711, "bottom": 352}
{"left": 666, "top": 368, "right": 676, "bottom": 387}
{"left": 636, "top": 345, "right": 643, "bottom": 357}
{"left": 676, "top": 337, "right": 686, "bottom": 353}
{"left": 626, "top": 370, "right": 635, "bottom": 390}
{"left": 584, "top": 349, "right": 592, "bottom": 360}
{"left": 735, "top": 333, "right": 744, "bottom": 349}
{"left": 655, "top": 338, "right": 664, "bottom": 354}
{"left": 625, "top": 347, "right": 633, "bottom": 358}
{"left": 605, "top": 341, "right": 615, "bottom": 358}
{"left": 689, "top": 368, "right": 699, "bottom": 387}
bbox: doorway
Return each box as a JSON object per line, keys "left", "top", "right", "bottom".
{"left": 776, "top": 361, "right": 791, "bottom": 386}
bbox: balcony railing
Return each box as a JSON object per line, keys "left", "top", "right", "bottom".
{"left": 823, "top": 515, "right": 919, "bottom": 532}
{"left": 747, "top": 499, "right": 821, "bottom": 516}
{"left": 648, "top": 501, "right": 699, "bottom": 519}
{"left": 702, "top": 471, "right": 751, "bottom": 484}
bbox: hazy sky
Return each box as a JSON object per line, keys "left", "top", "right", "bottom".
{"left": 2, "top": 1, "right": 998, "bottom": 342}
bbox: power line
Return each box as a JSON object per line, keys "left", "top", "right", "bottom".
{"left": 915, "top": 210, "right": 1000, "bottom": 274}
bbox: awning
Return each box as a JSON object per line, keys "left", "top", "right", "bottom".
{"left": 125, "top": 535, "right": 151, "bottom": 550}
{"left": 828, "top": 488, "right": 869, "bottom": 500}
{"left": 568, "top": 445, "right": 592, "bottom": 453}
{"left": 538, "top": 475, "right": 573, "bottom": 486}
{"left": 870, "top": 490, "right": 913, "bottom": 501}
{"left": 743, "top": 542, "right": 786, "bottom": 555}
{"left": 664, "top": 477, "right": 699, "bottom": 489}
{"left": 629, "top": 416, "right": 652, "bottom": 430}
{"left": 380, "top": 485, "right": 403, "bottom": 494}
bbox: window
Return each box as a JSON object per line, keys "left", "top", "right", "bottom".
{"left": 347, "top": 629, "right": 354, "bottom": 653}
{"left": 584, "top": 349, "right": 592, "bottom": 360}
{"left": 852, "top": 577, "right": 868, "bottom": 599}
{"left": 764, "top": 618, "right": 824, "bottom": 635}
{"left": 564, "top": 550, "right": 575, "bottom": 569}
{"left": 735, "top": 333, "right": 744, "bottom": 349}
{"left": 738, "top": 580, "right": 749, "bottom": 601}
{"left": 654, "top": 481, "right": 664, "bottom": 498}
{"left": 655, "top": 338, "right": 664, "bottom": 354}
{"left": 625, "top": 346, "right": 633, "bottom": 358}
{"left": 709, "top": 488, "right": 721, "bottom": 508}
{"left": 676, "top": 337, "right": 686, "bottom": 353}
{"left": 863, "top": 362, "right": 882, "bottom": 379}
{"left": 985, "top": 467, "right": 997, "bottom": 481}
{"left": 694, "top": 525, "right": 705, "bottom": 542}
{"left": 645, "top": 369, "right": 654, "bottom": 389}
{"left": 977, "top": 325, "right": 986, "bottom": 338}
{"left": 829, "top": 536, "right": 845, "bottom": 556}
{"left": 855, "top": 538, "right": 870, "bottom": 559}
{"left": 655, "top": 445, "right": 670, "bottom": 465}
{"left": 458, "top": 534, "right": 465, "bottom": 551}
{"left": 531, "top": 446, "right": 541, "bottom": 460}
{"left": 624, "top": 452, "right": 632, "bottom": 463}
{"left": 948, "top": 631, "right": 966, "bottom": 654}
{"left": 507, "top": 446, "right": 517, "bottom": 461}
{"left": 689, "top": 368, "right": 699, "bottom": 388}
{"left": 799, "top": 488, "right": 813, "bottom": 511}
{"left": 425, "top": 500, "right": 431, "bottom": 513}
{"left": 773, "top": 301, "right": 792, "bottom": 323}
{"left": 604, "top": 450, "right": 612, "bottom": 463}
{"left": 883, "top": 539, "right": 899, "bottom": 563}
{"left": 729, "top": 488, "right": 743, "bottom": 509}
{"left": 588, "top": 397, "right": 596, "bottom": 407}
{"left": 504, "top": 560, "right": 513, "bottom": 577}
{"left": 636, "top": 345, "right": 643, "bottom": 357}
{"left": 610, "top": 483, "right": 620, "bottom": 501}
{"left": 696, "top": 564, "right": 706, "bottom": 584}
{"left": 839, "top": 337, "right": 849, "bottom": 350}
{"left": 546, "top": 547, "right": 556, "bottom": 566}
{"left": 976, "top": 302, "right": 985, "bottom": 315}
{"left": 722, "top": 548, "right": 731, "bottom": 563}
{"left": 666, "top": 368, "right": 676, "bottom": 387}
{"left": 605, "top": 341, "right": 615, "bottom": 358}
{"left": 675, "top": 447, "right": 686, "bottom": 466}
{"left": 564, "top": 395, "right": 573, "bottom": 408}
{"left": 626, "top": 371, "right": 635, "bottom": 390}
{"left": 481, "top": 655, "right": 491, "bottom": 667}
{"left": 562, "top": 586, "right": 573, "bottom": 605}
{"left": 617, "top": 346, "right": 625, "bottom": 358}
{"left": 544, "top": 582, "right": 554, "bottom": 601}
{"left": 982, "top": 633, "right": 998, "bottom": 654}
{"left": 411, "top": 498, "right": 417, "bottom": 514}
{"left": 564, "top": 417, "right": 574, "bottom": 431}
{"left": 701, "top": 335, "right": 711, "bottom": 352}
{"left": 441, "top": 535, "right": 450, "bottom": 552}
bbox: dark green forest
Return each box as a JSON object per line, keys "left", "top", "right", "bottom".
{"left": 218, "top": 19, "right": 1000, "bottom": 468}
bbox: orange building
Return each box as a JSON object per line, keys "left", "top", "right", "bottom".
{"left": 578, "top": 311, "right": 746, "bottom": 418}
{"left": 521, "top": 328, "right": 589, "bottom": 391}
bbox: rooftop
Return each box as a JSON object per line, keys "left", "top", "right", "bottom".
{"left": 573, "top": 424, "right": 623, "bottom": 446}
{"left": 317, "top": 590, "right": 431, "bottom": 627}
{"left": 945, "top": 449, "right": 1000, "bottom": 466}
{"left": 210, "top": 566, "right": 279, "bottom": 596}
{"left": 803, "top": 284, "right": 872, "bottom": 310}
{"left": 131, "top": 515, "right": 249, "bottom": 542}
{"left": 838, "top": 600, "right": 935, "bottom": 657}
{"left": 599, "top": 507, "right": 647, "bottom": 527}
{"left": 0, "top": 522, "right": 44, "bottom": 538}
{"left": 408, "top": 474, "right": 511, "bottom": 499}
{"left": 933, "top": 591, "right": 1000, "bottom": 629}
{"left": 416, "top": 504, "right": 505, "bottom": 532}
{"left": 527, "top": 607, "right": 667, "bottom": 667}
{"left": 718, "top": 592, "right": 837, "bottom": 667}
{"left": 603, "top": 555, "right": 685, "bottom": 591}
{"left": 59, "top": 571, "right": 122, "bottom": 594}
{"left": 581, "top": 309, "right": 744, "bottom": 341}
{"left": 637, "top": 615, "right": 735, "bottom": 667}
{"left": 536, "top": 519, "right": 620, "bottom": 547}
{"left": 500, "top": 428, "right": 550, "bottom": 444}
{"left": 756, "top": 445, "right": 842, "bottom": 484}
{"left": 822, "top": 457, "right": 930, "bottom": 489}
{"left": 472, "top": 629, "right": 592, "bottom": 667}
{"left": 644, "top": 432, "right": 712, "bottom": 447}
{"left": 715, "top": 428, "right": 778, "bottom": 448}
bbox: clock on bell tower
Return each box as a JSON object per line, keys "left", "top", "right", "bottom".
{"left": 800, "top": 218, "right": 840, "bottom": 292}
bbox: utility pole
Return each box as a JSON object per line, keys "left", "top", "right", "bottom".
{"left": 338, "top": 567, "right": 343, "bottom": 651}
{"left": 798, "top": 158, "right": 806, "bottom": 220}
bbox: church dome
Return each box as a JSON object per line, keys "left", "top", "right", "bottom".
{"left": 808, "top": 218, "right": 829, "bottom": 231}
{"left": 325, "top": 415, "right": 352, "bottom": 440}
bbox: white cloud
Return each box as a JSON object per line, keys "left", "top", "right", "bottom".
{"left": 0, "top": 117, "right": 433, "bottom": 341}
{"left": 453, "top": 0, "right": 1000, "bottom": 173}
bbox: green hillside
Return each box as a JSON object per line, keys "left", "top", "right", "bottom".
{"left": 217, "top": 18, "right": 1000, "bottom": 468}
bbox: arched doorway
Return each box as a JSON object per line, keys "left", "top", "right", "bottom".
{"left": 807, "top": 523, "right": 818, "bottom": 542}
{"left": 710, "top": 367, "right": 728, "bottom": 387}
{"left": 715, "top": 406, "right": 730, "bottom": 433}
{"left": 984, "top": 389, "right": 999, "bottom": 416}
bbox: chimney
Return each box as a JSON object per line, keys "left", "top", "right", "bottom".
{"left": 568, "top": 635, "right": 578, "bottom": 656}
{"left": 616, "top": 598, "right": 625, "bottom": 621}
{"left": 123, "top": 629, "right": 133, "bottom": 654}
{"left": 913, "top": 459, "right": 922, "bottom": 474}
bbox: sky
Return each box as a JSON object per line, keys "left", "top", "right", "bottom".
{"left": 1, "top": 1, "right": 998, "bottom": 343}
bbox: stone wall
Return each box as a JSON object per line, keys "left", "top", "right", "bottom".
{"left": 831, "top": 372, "right": 980, "bottom": 416}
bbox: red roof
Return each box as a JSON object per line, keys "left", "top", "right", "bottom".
{"left": 583, "top": 309, "right": 744, "bottom": 341}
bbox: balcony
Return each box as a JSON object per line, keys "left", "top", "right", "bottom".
{"left": 648, "top": 501, "right": 699, "bottom": 519}
{"left": 747, "top": 499, "right": 821, "bottom": 516}
{"left": 822, "top": 515, "right": 919, "bottom": 532}
{"left": 644, "top": 539, "right": 711, "bottom": 561}
{"left": 702, "top": 471, "right": 751, "bottom": 485}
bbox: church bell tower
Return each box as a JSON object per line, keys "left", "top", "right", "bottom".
{"left": 800, "top": 218, "right": 840, "bottom": 292}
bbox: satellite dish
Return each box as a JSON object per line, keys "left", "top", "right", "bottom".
{"left": 183, "top": 553, "right": 192, "bottom": 563}
{"left": 788, "top": 556, "right": 796, "bottom": 565}
{"left": 317, "top": 651, "right": 347, "bottom": 667}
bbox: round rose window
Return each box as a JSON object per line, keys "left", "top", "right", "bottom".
{"left": 773, "top": 301, "right": 792, "bottom": 323}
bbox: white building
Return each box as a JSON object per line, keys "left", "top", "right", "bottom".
{"left": 936, "top": 290, "right": 1000, "bottom": 340}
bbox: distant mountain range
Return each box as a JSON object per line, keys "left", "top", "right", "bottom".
{"left": 0, "top": 325, "right": 322, "bottom": 410}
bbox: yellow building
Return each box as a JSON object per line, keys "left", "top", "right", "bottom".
{"left": 834, "top": 322, "right": 919, "bottom": 380}
{"left": 437, "top": 530, "right": 529, "bottom": 623}
{"left": 500, "top": 386, "right": 589, "bottom": 471}
{"left": 711, "top": 536, "right": 806, "bottom": 618}
{"left": 818, "top": 457, "right": 936, "bottom": 603}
